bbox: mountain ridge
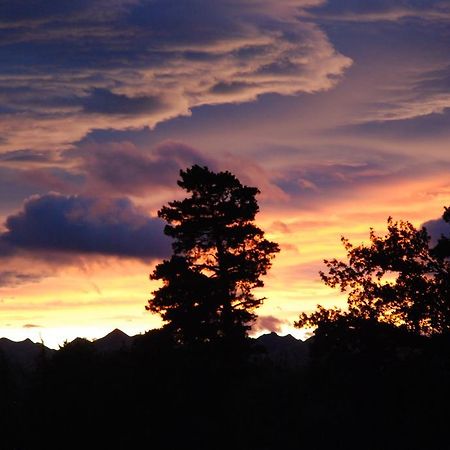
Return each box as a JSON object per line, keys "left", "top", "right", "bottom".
{"left": 0, "top": 329, "right": 309, "bottom": 370}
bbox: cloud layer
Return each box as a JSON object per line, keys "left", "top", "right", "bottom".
{"left": 0, "top": 0, "right": 352, "bottom": 151}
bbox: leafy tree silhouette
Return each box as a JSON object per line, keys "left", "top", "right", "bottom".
{"left": 433, "top": 205, "right": 450, "bottom": 258}
{"left": 147, "top": 165, "right": 279, "bottom": 345}
{"left": 296, "top": 216, "right": 450, "bottom": 337}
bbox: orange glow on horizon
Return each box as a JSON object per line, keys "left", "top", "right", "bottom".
{"left": 2, "top": 169, "right": 447, "bottom": 348}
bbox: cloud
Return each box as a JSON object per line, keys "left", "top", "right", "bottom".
{"left": 0, "top": 270, "right": 45, "bottom": 287}
{"left": 0, "top": 139, "right": 287, "bottom": 207}
{"left": 70, "top": 141, "right": 214, "bottom": 195}
{"left": 422, "top": 215, "right": 450, "bottom": 246}
{"left": 57, "top": 140, "right": 286, "bottom": 203}
{"left": 297, "top": 2, "right": 450, "bottom": 126}
{"left": 275, "top": 159, "right": 400, "bottom": 201}
{"left": 338, "top": 108, "right": 450, "bottom": 141}
{"left": 0, "top": 167, "right": 50, "bottom": 214}
{"left": 252, "top": 315, "right": 290, "bottom": 333}
{"left": 0, "top": 0, "right": 351, "bottom": 151}
{"left": 0, "top": 149, "right": 54, "bottom": 164}
{"left": 81, "top": 89, "right": 166, "bottom": 116}
{"left": 303, "top": 0, "right": 450, "bottom": 22}
{"left": 259, "top": 148, "right": 450, "bottom": 213}
{"left": 23, "top": 324, "right": 41, "bottom": 329}
{"left": 0, "top": 164, "right": 85, "bottom": 216}
{"left": 0, "top": 193, "right": 171, "bottom": 260}
{"left": 361, "top": 65, "right": 450, "bottom": 123}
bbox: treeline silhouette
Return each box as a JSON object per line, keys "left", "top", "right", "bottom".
{"left": 2, "top": 326, "right": 450, "bottom": 450}
{"left": 2, "top": 166, "right": 450, "bottom": 450}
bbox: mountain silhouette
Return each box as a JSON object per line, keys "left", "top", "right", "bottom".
{"left": 92, "top": 328, "right": 132, "bottom": 353}
{"left": 0, "top": 337, "right": 54, "bottom": 371}
{"left": 0, "top": 329, "right": 310, "bottom": 367}
{"left": 254, "top": 332, "right": 309, "bottom": 367}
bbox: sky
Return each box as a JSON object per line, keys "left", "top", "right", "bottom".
{"left": 1, "top": 0, "right": 450, "bottom": 348}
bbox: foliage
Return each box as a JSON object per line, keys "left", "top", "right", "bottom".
{"left": 433, "top": 205, "right": 450, "bottom": 258}
{"left": 147, "top": 165, "right": 279, "bottom": 344}
{"left": 296, "top": 216, "right": 450, "bottom": 336}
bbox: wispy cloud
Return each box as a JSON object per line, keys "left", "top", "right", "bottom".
{"left": 0, "top": 0, "right": 351, "bottom": 151}
{"left": 23, "top": 323, "right": 41, "bottom": 329}
{"left": 0, "top": 271, "right": 45, "bottom": 287}
{"left": 302, "top": 0, "right": 450, "bottom": 23}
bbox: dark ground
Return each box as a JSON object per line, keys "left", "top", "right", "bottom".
{"left": 1, "top": 327, "right": 450, "bottom": 450}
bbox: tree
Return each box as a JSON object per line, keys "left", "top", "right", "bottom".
{"left": 146, "top": 165, "right": 280, "bottom": 345}
{"left": 296, "top": 217, "right": 450, "bottom": 337}
{"left": 433, "top": 206, "right": 450, "bottom": 259}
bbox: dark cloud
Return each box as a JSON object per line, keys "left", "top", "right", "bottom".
{"left": 0, "top": 193, "right": 171, "bottom": 260}
{"left": 23, "top": 324, "right": 41, "bottom": 329}
{"left": 0, "top": 270, "right": 44, "bottom": 287}
{"left": 81, "top": 89, "right": 165, "bottom": 116}
{"left": 0, "top": 149, "right": 53, "bottom": 163}
{"left": 210, "top": 82, "right": 256, "bottom": 96}
{"left": 252, "top": 315, "right": 289, "bottom": 334}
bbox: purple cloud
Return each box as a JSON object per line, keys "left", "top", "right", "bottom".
{"left": 0, "top": 149, "right": 53, "bottom": 163}
{"left": 423, "top": 215, "right": 450, "bottom": 246}
{"left": 81, "top": 89, "right": 167, "bottom": 116}
{"left": 70, "top": 141, "right": 214, "bottom": 195}
{"left": 0, "top": 0, "right": 351, "bottom": 151}
{"left": 0, "top": 193, "right": 171, "bottom": 260}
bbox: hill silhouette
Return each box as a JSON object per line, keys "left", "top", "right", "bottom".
{"left": 253, "top": 331, "right": 310, "bottom": 367}
{"left": 92, "top": 328, "right": 133, "bottom": 353}
{"left": 0, "top": 336, "right": 55, "bottom": 371}
{"left": 0, "top": 329, "right": 309, "bottom": 369}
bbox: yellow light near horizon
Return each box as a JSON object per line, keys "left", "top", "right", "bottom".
{"left": 1, "top": 171, "right": 448, "bottom": 347}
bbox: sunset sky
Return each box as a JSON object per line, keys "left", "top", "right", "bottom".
{"left": 1, "top": 0, "right": 450, "bottom": 348}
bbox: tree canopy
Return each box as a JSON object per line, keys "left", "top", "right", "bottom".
{"left": 147, "top": 165, "right": 279, "bottom": 345}
{"left": 433, "top": 206, "right": 450, "bottom": 259}
{"left": 296, "top": 215, "right": 450, "bottom": 337}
